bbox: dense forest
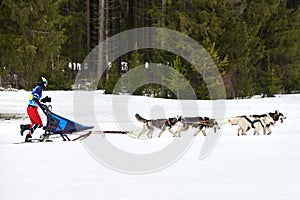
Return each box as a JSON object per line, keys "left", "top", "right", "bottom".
{"left": 1, "top": 0, "right": 299, "bottom": 99}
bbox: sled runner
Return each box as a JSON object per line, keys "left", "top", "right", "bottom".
{"left": 13, "top": 131, "right": 92, "bottom": 144}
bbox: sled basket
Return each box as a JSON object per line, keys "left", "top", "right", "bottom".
{"left": 46, "top": 111, "right": 94, "bottom": 134}
{"left": 38, "top": 102, "right": 94, "bottom": 134}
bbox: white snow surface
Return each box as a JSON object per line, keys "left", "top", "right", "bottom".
{"left": 0, "top": 90, "right": 299, "bottom": 200}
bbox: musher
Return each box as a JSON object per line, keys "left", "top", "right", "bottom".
{"left": 20, "top": 77, "right": 50, "bottom": 142}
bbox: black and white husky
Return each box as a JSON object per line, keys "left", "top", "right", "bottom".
{"left": 175, "top": 117, "right": 219, "bottom": 137}
{"left": 135, "top": 114, "right": 181, "bottom": 138}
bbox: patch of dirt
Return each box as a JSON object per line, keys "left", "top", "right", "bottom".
{"left": 0, "top": 113, "right": 27, "bottom": 120}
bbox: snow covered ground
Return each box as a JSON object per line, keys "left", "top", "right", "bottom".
{"left": 0, "top": 90, "right": 299, "bottom": 200}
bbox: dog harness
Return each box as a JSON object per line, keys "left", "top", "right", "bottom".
{"left": 242, "top": 116, "right": 264, "bottom": 128}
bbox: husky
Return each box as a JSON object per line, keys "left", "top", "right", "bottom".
{"left": 255, "top": 110, "right": 286, "bottom": 135}
{"left": 175, "top": 117, "right": 219, "bottom": 137}
{"left": 268, "top": 110, "right": 286, "bottom": 124}
{"left": 228, "top": 113, "right": 276, "bottom": 136}
{"left": 135, "top": 114, "right": 181, "bottom": 138}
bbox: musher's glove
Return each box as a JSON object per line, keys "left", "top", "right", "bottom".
{"left": 41, "top": 96, "right": 52, "bottom": 103}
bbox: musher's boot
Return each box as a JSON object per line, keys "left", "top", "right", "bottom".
{"left": 25, "top": 133, "right": 32, "bottom": 142}
{"left": 20, "top": 124, "right": 31, "bottom": 136}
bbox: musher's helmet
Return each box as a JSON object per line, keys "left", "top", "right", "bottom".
{"left": 38, "top": 77, "right": 48, "bottom": 88}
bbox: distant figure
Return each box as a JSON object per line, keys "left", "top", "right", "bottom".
{"left": 20, "top": 77, "right": 49, "bottom": 142}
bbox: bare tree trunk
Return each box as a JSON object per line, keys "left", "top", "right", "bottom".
{"left": 162, "top": 0, "right": 166, "bottom": 26}
{"left": 98, "top": 0, "right": 105, "bottom": 82}
{"left": 128, "top": 0, "right": 137, "bottom": 52}
{"left": 160, "top": 0, "right": 167, "bottom": 98}
{"left": 98, "top": 0, "right": 105, "bottom": 44}
{"left": 112, "top": 0, "right": 121, "bottom": 75}
{"left": 87, "top": 0, "right": 90, "bottom": 51}
{"left": 104, "top": 0, "right": 109, "bottom": 80}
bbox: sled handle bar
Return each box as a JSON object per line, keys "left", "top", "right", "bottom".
{"left": 35, "top": 101, "right": 51, "bottom": 114}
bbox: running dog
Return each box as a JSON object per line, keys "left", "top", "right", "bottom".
{"left": 135, "top": 114, "right": 181, "bottom": 138}
{"left": 228, "top": 111, "right": 284, "bottom": 136}
{"left": 228, "top": 115, "right": 273, "bottom": 136}
{"left": 175, "top": 117, "right": 219, "bottom": 137}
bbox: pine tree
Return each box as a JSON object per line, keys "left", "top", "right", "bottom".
{"left": 0, "top": 0, "right": 67, "bottom": 89}
{"left": 260, "top": 0, "right": 300, "bottom": 94}
{"left": 163, "top": 56, "right": 193, "bottom": 99}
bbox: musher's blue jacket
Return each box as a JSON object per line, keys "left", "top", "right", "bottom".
{"left": 28, "top": 86, "right": 43, "bottom": 106}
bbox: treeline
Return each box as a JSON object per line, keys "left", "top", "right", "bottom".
{"left": 1, "top": 0, "right": 299, "bottom": 98}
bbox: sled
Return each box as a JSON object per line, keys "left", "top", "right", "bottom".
{"left": 37, "top": 101, "right": 94, "bottom": 142}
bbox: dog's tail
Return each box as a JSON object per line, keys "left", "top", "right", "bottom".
{"left": 135, "top": 113, "right": 149, "bottom": 123}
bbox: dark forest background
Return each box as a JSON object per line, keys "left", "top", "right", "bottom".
{"left": 1, "top": 0, "right": 299, "bottom": 99}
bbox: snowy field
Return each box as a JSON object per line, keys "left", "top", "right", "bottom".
{"left": 0, "top": 90, "right": 299, "bottom": 200}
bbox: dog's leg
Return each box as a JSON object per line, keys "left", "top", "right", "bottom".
{"left": 170, "top": 125, "right": 177, "bottom": 137}
{"left": 241, "top": 127, "right": 247, "bottom": 136}
{"left": 150, "top": 129, "right": 154, "bottom": 138}
{"left": 147, "top": 131, "right": 153, "bottom": 138}
{"left": 266, "top": 125, "right": 272, "bottom": 135}
{"left": 237, "top": 127, "right": 240, "bottom": 136}
{"left": 176, "top": 130, "right": 181, "bottom": 137}
{"left": 157, "top": 125, "right": 166, "bottom": 138}
{"left": 193, "top": 127, "right": 201, "bottom": 136}
{"left": 253, "top": 128, "right": 258, "bottom": 136}
{"left": 157, "top": 130, "right": 163, "bottom": 138}
{"left": 175, "top": 122, "right": 185, "bottom": 137}
{"left": 213, "top": 125, "right": 218, "bottom": 133}
{"left": 146, "top": 129, "right": 152, "bottom": 138}
{"left": 240, "top": 122, "right": 248, "bottom": 136}
{"left": 173, "top": 128, "right": 179, "bottom": 137}
{"left": 176, "top": 123, "right": 188, "bottom": 137}
{"left": 253, "top": 124, "right": 258, "bottom": 135}
{"left": 242, "top": 129, "right": 247, "bottom": 136}
{"left": 147, "top": 124, "right": 153, "bottom": 137}
{"left": 202, "top": 127, "right": 207, "bottom": 136}
{"left": 169, "top": 128, "right": 177, "bottom": 137}
{"left": 177, "top": 125, "right": 184, "bottom": 137}
{"left": 174, "top": 126, "right": 181, "bottom": 137}
{"left": 262, "top": 126, "right": 266, "bottom": 135}
{"left": 137, "top": 124, "right": 147, "bottom": 138}
{"left": 255, "top": 126, "right": 261, "bottom": 135}
{"left": 147, "top": 124, "right": 155, "bottom": 138}
{"left": 239, "top": 119, "right": 248, "bottom": 136}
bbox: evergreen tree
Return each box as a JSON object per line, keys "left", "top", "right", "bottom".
{"left": 1, "top": 0, "right": 299, "bottom": 96}
{"left": 99, "top": 63, "right": 121, "bottom": 93}
{"left": 0, "top": 0, "right": 67, "bottom": 89}
{"left": 163, "top": 56, "right": 192, "bottom": 99}
{"left": 260, "top": 0, "right": 300, "bottom": 94}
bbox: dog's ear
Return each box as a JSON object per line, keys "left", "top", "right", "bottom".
{"left": 178, "top": 116, "right": 182, "bottom": 121}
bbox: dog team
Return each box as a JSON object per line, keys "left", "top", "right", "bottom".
{"left": 135, "top": 110, "right": 286, "bottom": 138}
